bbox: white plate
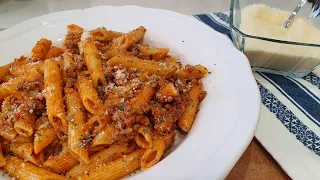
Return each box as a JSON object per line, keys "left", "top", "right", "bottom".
{"left": 0, "top": 6, "right": 261, "bottom": 180}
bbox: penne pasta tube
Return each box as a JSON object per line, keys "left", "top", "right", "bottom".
{"left": 11, "top": 95, "right": 36, "bottom": 137}
{"left": 85, "top": 113, "right": 111, "bottom": 132}
{"left": 34, "top": 117, "right": 55, "bottom": 154}
{"left": 65, "top": 88, "right": 89, "bottom": 163}
{"left": 81, "top": 39, "right": 106, "bottom": 86}
{"left": 0, "top": 144, "right": 6, "bottom": 167}
{"left": 0, "top": 85, "right": 11, "bottom": 101}
{"left": 77, "top": 148, "right": 145, "bottom": 180}
{"left": 31, "top": 38, "right": 52, "bottom": 60}
{"left": 157, "top": 82, "right": 179, "bottom": 97}
{"left": 1, "top": 138, "right": 10, "bottom": 152}
{"left": 103, "top": 48, "right": 129, "bottom": 59}
{"left": 13, "top": 118, "right": 35, "bottom": 137}
{"left": 135, "top": 126, "right": 153, "bottom": 148}
{"left": 0, "top": 70, "right": 42, "bottom": 100}
{"left": 66, "top": 142, "right": 136, "bottom": 178}
{"left": 11, "top": 61, "right": 44, "bottom": 77}
{"left": 44, "top": 59, "right": 67, "bottom": 133}
{"left": 10, "top": 142, "right": 44, "bottom": 166}
{"left": 107, "top": 55, "right": 177, "bottom": 77}
{"left": 111, "top": 26, "right": 146, "bottom": 49}
{"left": 141, "top": 138, "right": 166, "bottom": 170}
{"left": 61, "top": 53, "right": 75, "bottom": 88}
{"left": 175, "top": 64, "right": 208, "bottom": 80}
{"left": 45, "top": 46, "right": 64, "bottom": 59}
{"left": 13, "top": 135, "right": 33, "bottom": 143}
{"left": 164, "top": 56, "right": 179, "bottom": 63}
{"left": 67, "top": 24, "right": 84, "bottom": 34}
{"left": 178, "top": 82, "right": 203, "bottom": 132}
{"left": 63, "top": 24, "right": 83, "bottom": 54}
{"left": 0, "top": 113, "right": 17, "bottom": 141}
{"left": 0, "top": 64, "right": 10, "bottom": 82}
{"left": 132, "top": 44, "right": 169, "bottom": 60}
{"left": 43, "top": 150, "right": 79, "bottom": 174}
{"left": 86, "top": 145, "right": 106, "bottom": 154}
{"left": 130, "top": 85, "right": 155, "bottom": 114}
{"left": 77, "top": 74, "right": 103, "bottom": 115}
{"left": 90, "top": 27, "right": 123, "bottom": 42}
{"left": 3, "top": 156, "right": 67, "bottom": 180}
{"left": 91, "top": 125, "right": 119, "bottom": 147}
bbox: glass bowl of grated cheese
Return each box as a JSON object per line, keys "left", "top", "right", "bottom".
{"left": 230, "top": 0, "right": 320, "bottom": 77}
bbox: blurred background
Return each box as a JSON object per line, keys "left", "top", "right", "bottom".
{"left": 0, "top": 0, "right": 305, "bottom": 28}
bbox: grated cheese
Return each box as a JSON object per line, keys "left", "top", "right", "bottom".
{"left": 81, "top": 31, "right": 91, "bottom": 42}
{"left": 240, "top": 4, "right": 320, "bottom": 72}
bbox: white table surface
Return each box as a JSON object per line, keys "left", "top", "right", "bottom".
{"left": 0, "top": 0, "right": 289, "bottom": 28}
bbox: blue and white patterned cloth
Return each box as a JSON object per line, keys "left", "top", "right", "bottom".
{"left": 194, "top": 12, "right": 320, "bottom": 180}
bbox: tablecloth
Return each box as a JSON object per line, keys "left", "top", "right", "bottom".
{"left": 194, "top": 12, "right": 320, "bottom": 180}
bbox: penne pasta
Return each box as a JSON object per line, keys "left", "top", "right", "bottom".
{"left": 0, "top": 64, "right": 10, "bottom": 83}
{"left": 175, "top": 64, "right": 208, "bottom": 80}
{"left": 77, "top": 148, "right": 145, "bottom": 180}
{"left": 130, "top": 85, "right": 155, "bottom": 114}
{"left": 157, "top": 82, "right": 179, "bottom": 98}
{"left": 81, "top": 38, "right": 106, "bottom": 86}
{"left": 43, "top": 150, "right": 79, "bottom": 174}
{"left": 31, "top": 38, "right": 52, "bottom": 60}
{"left": 135, "top": 126, "right": 153, "bottom": 148}
{"left": 0, "top": 145, "right": 6, "bottom": 167}
{"left": 34, "top": 116, "right": 55, "bottom": 154}
{"left": 45, "top": 46, "right": 64, "bottom": 59}
{"left": 67, "top": 24, "right": 83, "bottom": 34}
{"left": 67, "top": 24, "right": 84, "bottom": 34}
{"left": 10, "top": 142, "right": 44, "bottom": 166}
{"left": 141, "top": 138, "right": 166, "bottom": 170}
{"left": 0, "top": 113, "right": 17, "bottom": 141}
{"left": 3, "top": 156, "right": 66, "bottom": 180}
{"left": 91, "top": 125, "right": 119, "bottom": 147}
{"left": 86, "top": 145, "right": 106, "bottom": 154}
{"left": 111, "top": 26, "right": 146, "bottom": 49}
{"left": 85, "top": 113, "right": 111, "bottom": 132}
{"left": 63, "top": 24, "right": 83, "bottom": 54}
{"left": 0, "top": 70, "right": 42, "bottom": 100}
{"left": 65, "top": 88, "right": 89, "bottom": 163}
{"left": 0, "top": 25, "right": 208, "bottom": 180}
{"left": 77, "top": 74, "right": 103, "bottom": 115}
{"left": 90, "top": 27, "right": 123, "bottom": 42}
{"left": 44, "top": 59, "right": 68, "bottom": 133}
{"left": 178, "top": 82, "right": 203, "bottom": 132}
{"left": 107, "top": 55, "right": 178, "bottom": 77}
{"left": 13, "top": 135, "right": 33, "bottom": 143}
{"left": 103, "top": 48, "right": 129, "bottom": 59}
{"left": 14, "top": 118, "right": 35, "bottom": 137}
{"left": 66, "top": 142, "right": 136, "bottom": 178}
{"left": 131, "top": 44, "right": 169, "bottom": 60}
{"left": 10, "top": 61, "right": 44, "bottom": 77}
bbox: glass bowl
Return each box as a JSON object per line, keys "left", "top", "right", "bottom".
{"left": 229, "top": 0, "right": 320, "bottom": 77}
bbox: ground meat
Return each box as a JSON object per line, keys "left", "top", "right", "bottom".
{"left": 94, "top": 41, "right": 109, "bottom": 54}
{"left": 16, "top": 76, "right": 44, "bottom": 92}
{"left": 62, "top": 32, "right": 82, "bottom": 54}
{"left": 150, "top": 103, "right": 176, "bottom": 135}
